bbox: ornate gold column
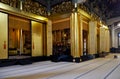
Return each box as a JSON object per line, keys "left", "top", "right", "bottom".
{"left": 70, "top": 12, "right": 83, "bottom": 58}
{"left": 104, "top": 29, "right": 107, "bottom": 52}
{"left": 70, "top": 13, "right": 75, "bottom": 57}
{"left": 100, "top": 26, "right": 106, "bottom": 53}
{"left": 47, "top": 20, "right": 52, "bottom": 56}
{"left": 107, "top": 29, "right": 110, "bottom": 52}
{"left": 105, "top": 28, "right": 110, "bottom": 52}
{"left": 99, "top": 25, "right": 110, "bottom": 53}
{"left": 88, "top": 21, "right": 97, "bottom": 55}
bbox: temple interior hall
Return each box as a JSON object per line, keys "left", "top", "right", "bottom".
{"left": 0, "top": 0, "right": 120, "bottom": 79}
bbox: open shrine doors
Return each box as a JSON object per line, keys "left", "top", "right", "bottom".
{"left": 8, "top": 15, "right": 47, "bottom": 58}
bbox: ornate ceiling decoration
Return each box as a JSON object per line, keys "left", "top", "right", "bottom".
{"left": 23, "top": 0, "right": 47, "bottom": 16}
{"left": 51, "top": 1, "right": 73, "bottom": 14}
{"left": 35, "top": 0, "right": 72, "bottom": 15}
{"left": 35, "top": 0, "right": 120, "bottom": 20}
{"left": 0, "top": 0, "right": 47, "bottom": 16}
{"left": 0, "top": 0, "right": 119, "bottom": 21}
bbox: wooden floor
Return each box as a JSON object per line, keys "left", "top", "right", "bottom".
{"left": 0, "top": 54, "right": 120, "bottom": 79}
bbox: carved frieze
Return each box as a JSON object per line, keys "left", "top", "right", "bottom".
{"left": 23, "top": 0, "right": 47, "bottom": 16}
{"left": 0, "top": 0, "right": 10, "bottom": 5}
{"left": 9, "top": 0, "right": 18, "bottom": 8}
{"left": 51, "top": 1, "right": 74, "bottom": 15}
{"left": 0, "top": 0, "right": 47, "bottom": 16}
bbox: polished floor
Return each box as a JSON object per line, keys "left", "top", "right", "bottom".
{"left": 0, "top": 54, "right": 120, "bottom": 79}
{"left": 9, "top": 55, "right": 31, "bottom": 59}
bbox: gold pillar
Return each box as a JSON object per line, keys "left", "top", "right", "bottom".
{"left": 70, "top": 13, "right": 75, "bottom": 57}
{"left": 79, "top": 14, "right": 83, "bottom": 56}
{"left": 100, "top": 26, "right": 110, "bottom": 53}
{"left": 70, "top": 12, "right": 83, "bottom": 58}
{"left": 100, "top": 27, "right": 106, "bottom": 53}
{"left": 105, "top": 29, "right": 110, "bottom": 52}
{"left": 107, "top": 29, "right": 110, "bottom": 52}
{"left": 47, "top": 20, "right": 52, "bottom": 56}
{"left": 88, "top": 21, "right": 97, "bottom": 54}
{"left": 104, "top": 29, "right": 107, "bottom": 52}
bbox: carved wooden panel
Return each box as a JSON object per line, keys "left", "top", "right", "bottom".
{"left": 9, "top": 0, "right": 17, "bottom": 8}
{"left": 0, "top": 0, "right": 10, "bottom": 5}
{"left": 23, "top": 0, "right": 47, "bottom": 16}
{"left": 0, "top": 0, "right": 47, "bottom": 16}
{"left": 51, "top": 1, "right": 74, "bottom": 14}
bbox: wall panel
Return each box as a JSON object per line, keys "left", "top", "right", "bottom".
{"left": 52, "top": 19, "right": 70, "bottom": 31}
{"left": 9, "top": 15, "right": 30, "bottom": 31}
{"left": 32, "top": 21, "right": 43, "bottom": 56}
{"left": 0, "top": 12, "right": 8, "bottom": 59}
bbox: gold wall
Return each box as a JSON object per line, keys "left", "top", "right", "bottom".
{"left": 0, "top": 2, "right": 50, "bottom": 58}
{"left": 52, "top": 18, "right": 70, "bottom": 30}
{"left": 83, "top": 21, "right": 89, "bottom": 31}
{"left": 31, "top": 21, "right": 43, "bottom": 56}
{"left": 0, "top": 12, "right": 8, "bottom": 59}
{"left": 9, "top": 15, "right": 30, "bottom": 31}
{"left": 82, "top": 16, "right": 89, "bottom": 31}
{"left": 9, "top": 28, "right": 18, "bottom": 48}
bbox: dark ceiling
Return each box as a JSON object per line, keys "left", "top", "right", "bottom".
{"left": 34, "top": 0, "right": 120, "bottom": 19}
{"left": 85, "top": 0, "right": 120, "bottom": 19}
{"left": 34, "top": 0, "right": 70, "bottom": 7}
